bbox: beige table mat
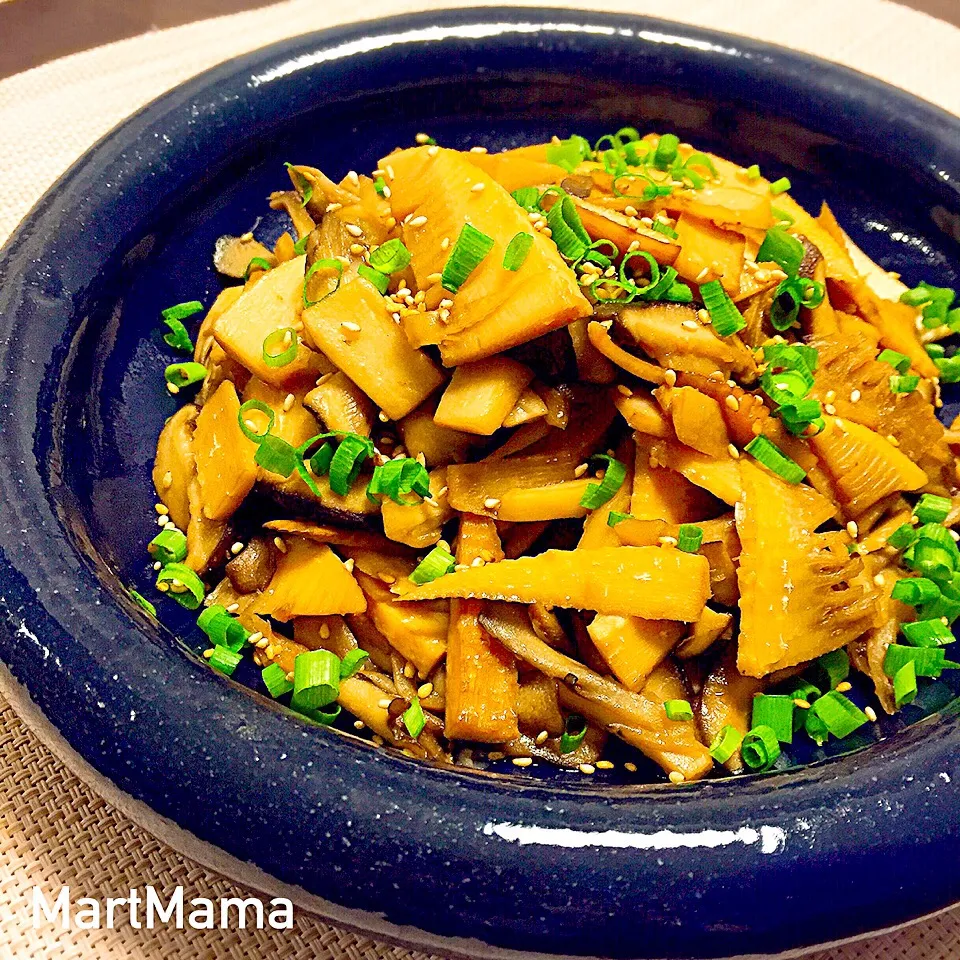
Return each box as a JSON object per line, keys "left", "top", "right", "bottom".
{"left": 3, "top": 0, "right": 960, "bottom": 956}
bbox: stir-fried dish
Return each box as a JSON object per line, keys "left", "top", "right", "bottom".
{"left": 138, "top": 129, "right": 960, "bottom": 783}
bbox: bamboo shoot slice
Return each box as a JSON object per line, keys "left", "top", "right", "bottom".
{"left": 434, "top": 357, "right": 534, "bottom": 435}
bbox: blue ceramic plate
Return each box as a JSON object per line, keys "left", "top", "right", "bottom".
{"left": 2, "top": 9, "right": 960, "bottom": 958}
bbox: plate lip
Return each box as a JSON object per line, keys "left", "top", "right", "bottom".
{"left": 2, "top": 7, "right": 960, "bottom": 959}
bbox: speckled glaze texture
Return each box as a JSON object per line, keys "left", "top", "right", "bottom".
{"left": 2, "top": 9, "right": 960, "bottom": 959}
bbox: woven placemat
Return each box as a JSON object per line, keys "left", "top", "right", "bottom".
{"left": 3, "top": 1, "right": 960, "bottom": 956}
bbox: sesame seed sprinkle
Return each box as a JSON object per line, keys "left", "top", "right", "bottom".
{"left": 512, "top": 757, "right": 533, "bottom": 768}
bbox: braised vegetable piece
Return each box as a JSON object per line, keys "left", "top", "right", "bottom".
{"left": 384, "top": 147, "right": 592, "bottom": 364}
{"left": 737, "top": 461, "right": 877, "bottom": 677}
{"left": 400, "top": 546, "right": 710, "bottom": 621}
{"left": 444, "top": 515, "right": 519, "bottom": 741}
{"left": 302, "top": 275, "right": 444, "bottom": 420}
{"left": 146, "top": 127, "right": 960, "bottom": 784}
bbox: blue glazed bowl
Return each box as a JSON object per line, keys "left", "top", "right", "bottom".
{"left": 2, "top": 9, "right": 960, "bottom": 958}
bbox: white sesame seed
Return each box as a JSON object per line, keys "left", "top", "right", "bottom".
{"left": 346, "top": 170, "right": 360, "bottom": 187}
{"left": 695, "top": 267, "right": 711, "bottom": 283}
{"left": 274, "top": 537, "right": 287, "bottom": 553}
{"left": 162, "top": 471, "right": 173, "bottom": 490}
{"left": 865, "top": 706, "right": 878, "bottom": 722}
{"left": 417, "top": 682, "right": 434, "bottom": 698}
{"left": 203, "top": 649, "right": 214, "bottom": 659}
{"left": 385, "top": 165, "right": 395, "bottom": 180}
{"left": 409, "top": 215, "right": 428, "bottom": 228}
{"left": 354, "top": 720, "right": 365, "bottom": 730}
{"left": 230, "top": 541, "right": 244, "bottom": 555}
{"left": 256, "top": 637, "right": 269, "bottom": 649}
{"left": 427, "top": 145, "right": 439, "bottom": 157}
{"left": 846, "top": 521, "right": 859, "bottom": 539}
{"left": 154, "top": 502, "right": 169, "bottom": 515}
{"left": 873, "top": 574, "right": 885, "bottom": 586}
{"left": 166, "top": 383, "right": 180, "bottom": 396}
{"left": 152, "top": 561, "right": 162, "bottom": 571}
{"left": 378, "top": 698, "right": 393, "bottom": 709}
{"left": 345, "top": 223, "right": 364, "bottom": 238}
{"left": 850, "top": 389, "right": 861, "bottom": 403}
{"left": 824, "top": 403, "right": 837, "bottom": 416}
{"left": 668, "top": 771, "right": 685, "bottom": 784}
{"left": 349, "top": 243, "right": 366, "bottom": 256}
{"left": 664, "top": 369, "right": 677, "bottom": 387}
{"left": 836, "top": 681, "right": 853, "bottom": 693}
{"left": 326, "top": 202, "right": 342, "bottom": 213}
{"left": 340, "top": 320, "right": 361, "bottom": 334}
{"left": 681, "top": 319, "right": 699, "bottom": 330}
{"left": 579, "top": 763, "right": 596, "bottom": 775}
{"left": 469, "top": 146, "right": 489, "bottom": 154}
{"left": 343, "top": 558, "right": 355, "bottom": 573}
{"left": 624, "top": 762, "right": 638, "bottom": 773}
{"left": 415, "top": 132, "right": 431, "bottom": 144}
{"left": 725, "top": 394, "right": 740, "bottom": 412}
{"left": 535, "top": 730, "right": 549, "bottom": 745}
{"left": 483, "top": 497, "right": 501, "bottom": 510}
{"left": 471, "top": 182, "right": 486, "bottom": 193}
{"left": 595, "top": 760, "right": 615, "bottom": 770}
{"left": 156, "top": 514, "right": 169, "bottom": 527}
{"left": 282, "top": 393, "right": 295, "bottom": 412}
{"left": 512, "top": 757, "right": 533, "bottom": 768}
{"left": 728, "top": 444, "right": 740, "bottom": 459}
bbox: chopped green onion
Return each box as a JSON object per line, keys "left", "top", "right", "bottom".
{"left": 292, "top": 234, "right": 309, "bottom": 256}
{"left": 891, "top": 578, "right": 941, "bottom": 606}
{"left": 901, "top": 618, "right": 954, "bottom": 648}
{"left": 560, "top": 714, "right": 588, "bottom": 753}
{"left": 545, "top": 135, "right": 591, "bottom": 172}
{"left": 756, "top": 228, "right": 804, "bottom": 276}
{"left": 683, "top": 151, "right": 718, "bottom": 177}
{"left": 262, "top": 662, "right": 294, "bottom": 698}
{"left": 579, "top": 454, "right": 627, "bottom": 510}
{"left": 890, "top": 375, "right": 919, "bottom": 394}
{"left": 777, "top": 398, "right": 824, "bottom": 437}
{"left": 410, "top": 546, "right": 456, "bottom": 585}
{"left": 373, "top": 176, "right": 387, "bottom": 196}
{"left": 357, "top": 264, "right": 390, "bottom": 294}
{"left": 162, "top": 301, "right": 204, "bottom": 324}
{"left": 664, "top": 699, "right": 694, "bottom": 721}
{"left": 339, "top": 649, "right": 369, "bottom": 679}
{"left": 771, "top": 206, "right": 795, "bottom": 226}
{"left": 545, "top": 192, "right": 591, "bottom": 261}
{"left": 607, "top": 511, "right": 635, "bottom": 527}
{"left": 770, "top": 277, "right": 824, "bottom": 331}
{"left": 403, "top": 697, "right": 426, "bottom": 738}
{"left": 651, "top": 220, "right": 679, "bottom": 240}
{"left": 292, "top": 649, "right": 340, "bottom": 711}
{"left": 763, "top": 343, "right": 818, "bottom": 375}
{"left": 883, "top": 644, "right": 959, "bottom": 678}
{"left": 744, "top": 436, "right": 806, "bottom": 484}
{"left": 209, "top": 645, "right": 243, "bottom": 677}
{"left": 129, "top": 589, "right": 156, "bottom": 617}
{"left": 148, "top": 528, "right": 187, "bottom": 565}
{"left": 788, "top": 679, "right": 821, "bottom": 704}
{"left": 746, "top": 164, "right": 761, "bottom": 180}
{"left": 751, "top": 695, "right": 795, "bottom": 744}
{"left": 812, "top": 648, "right": 850, "bottom": 689}
{"left": 503, "top": 232, "right": 534, "bottom": 271}
{"left": 237, "top": 398, "right": 274, "bottom": 443}
{"left": 761, "top": 367, "right": 814, "bottom": 406}
{"left": 303, "top": 258, "right": 343, "bottom": 308}
{"left": 284, "top": 162, "right": 313, "bottom": 205}
{"left": 612, "top": 173, "right": 672, "bottom": 203}
{"left": 164, "top": 362, "right": 206, "bottom": 390}
{"left": 887, "top": 523, "right": 919, "bottom": 551}
{"left": 700, "top": 279, "right": 746, "bottom": 336}
{"left": 927, "top": 343, "right": 947, "bottom": 359}
{"left": 307, "top": 704, "right": 342, "bottom": 726}
{"left": 161, "top": 315, "right": 195, "bottom": 353}
{"left": 708, "top": 725, "right": 742, "bottom": 763}
{"left": 244, "top": 256, "right": 273, "bottom": 280}
{"left": 741, "top": 726, "right": 781, "bottom": 771}
{"left": 809, "top": 690, "right": 867, "bottom": 739}
{"left": 369, "top": 238, "right": 412, "bottom": 274}
{"left": 511, "top": 186, "right": 541, "bottom": 211}
{"left": 255, "top": 434, "right": 298, "bottom": 477}
{"left": 441, "top": 223, "right": 495, "bottom": 293}
{"left": 367, "top": 457, "right": 431, "bottom": 504}
{"left": 197, "top": 604, "right": 248, "bottom": 652}
{"left": 878, "top": 349, "right": 911, "bottom": 374}
{"left": 652, "top": 134, "right": 680, "bottom": 171}
{"left": 936, "top": 356, "right": 960, "bottom": 383}
{"left": 156, "top": 563, "right": 205, "bottom": 610}
{"left": 262, "top": 327, "right": 298, "bottom": 368}
{"left": 804, "top": 708, "right": 830, "bottom": 746}
{"left": 893, "top": 660, "right": 918, "bottom": 707}
{"left": 900, "top": 282, "right": 955, "bottom": 328}
{"left": 916, "top": 494, "right": 952, "bottom": 525}
{"left": 328, "top": 434, "right": 374, "bottom": 495}
{"left": 769, "top": 177, "right": 792, "bottom": 196}
{"left": 676, "top": 524, "right": 703, "bottom": 553}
